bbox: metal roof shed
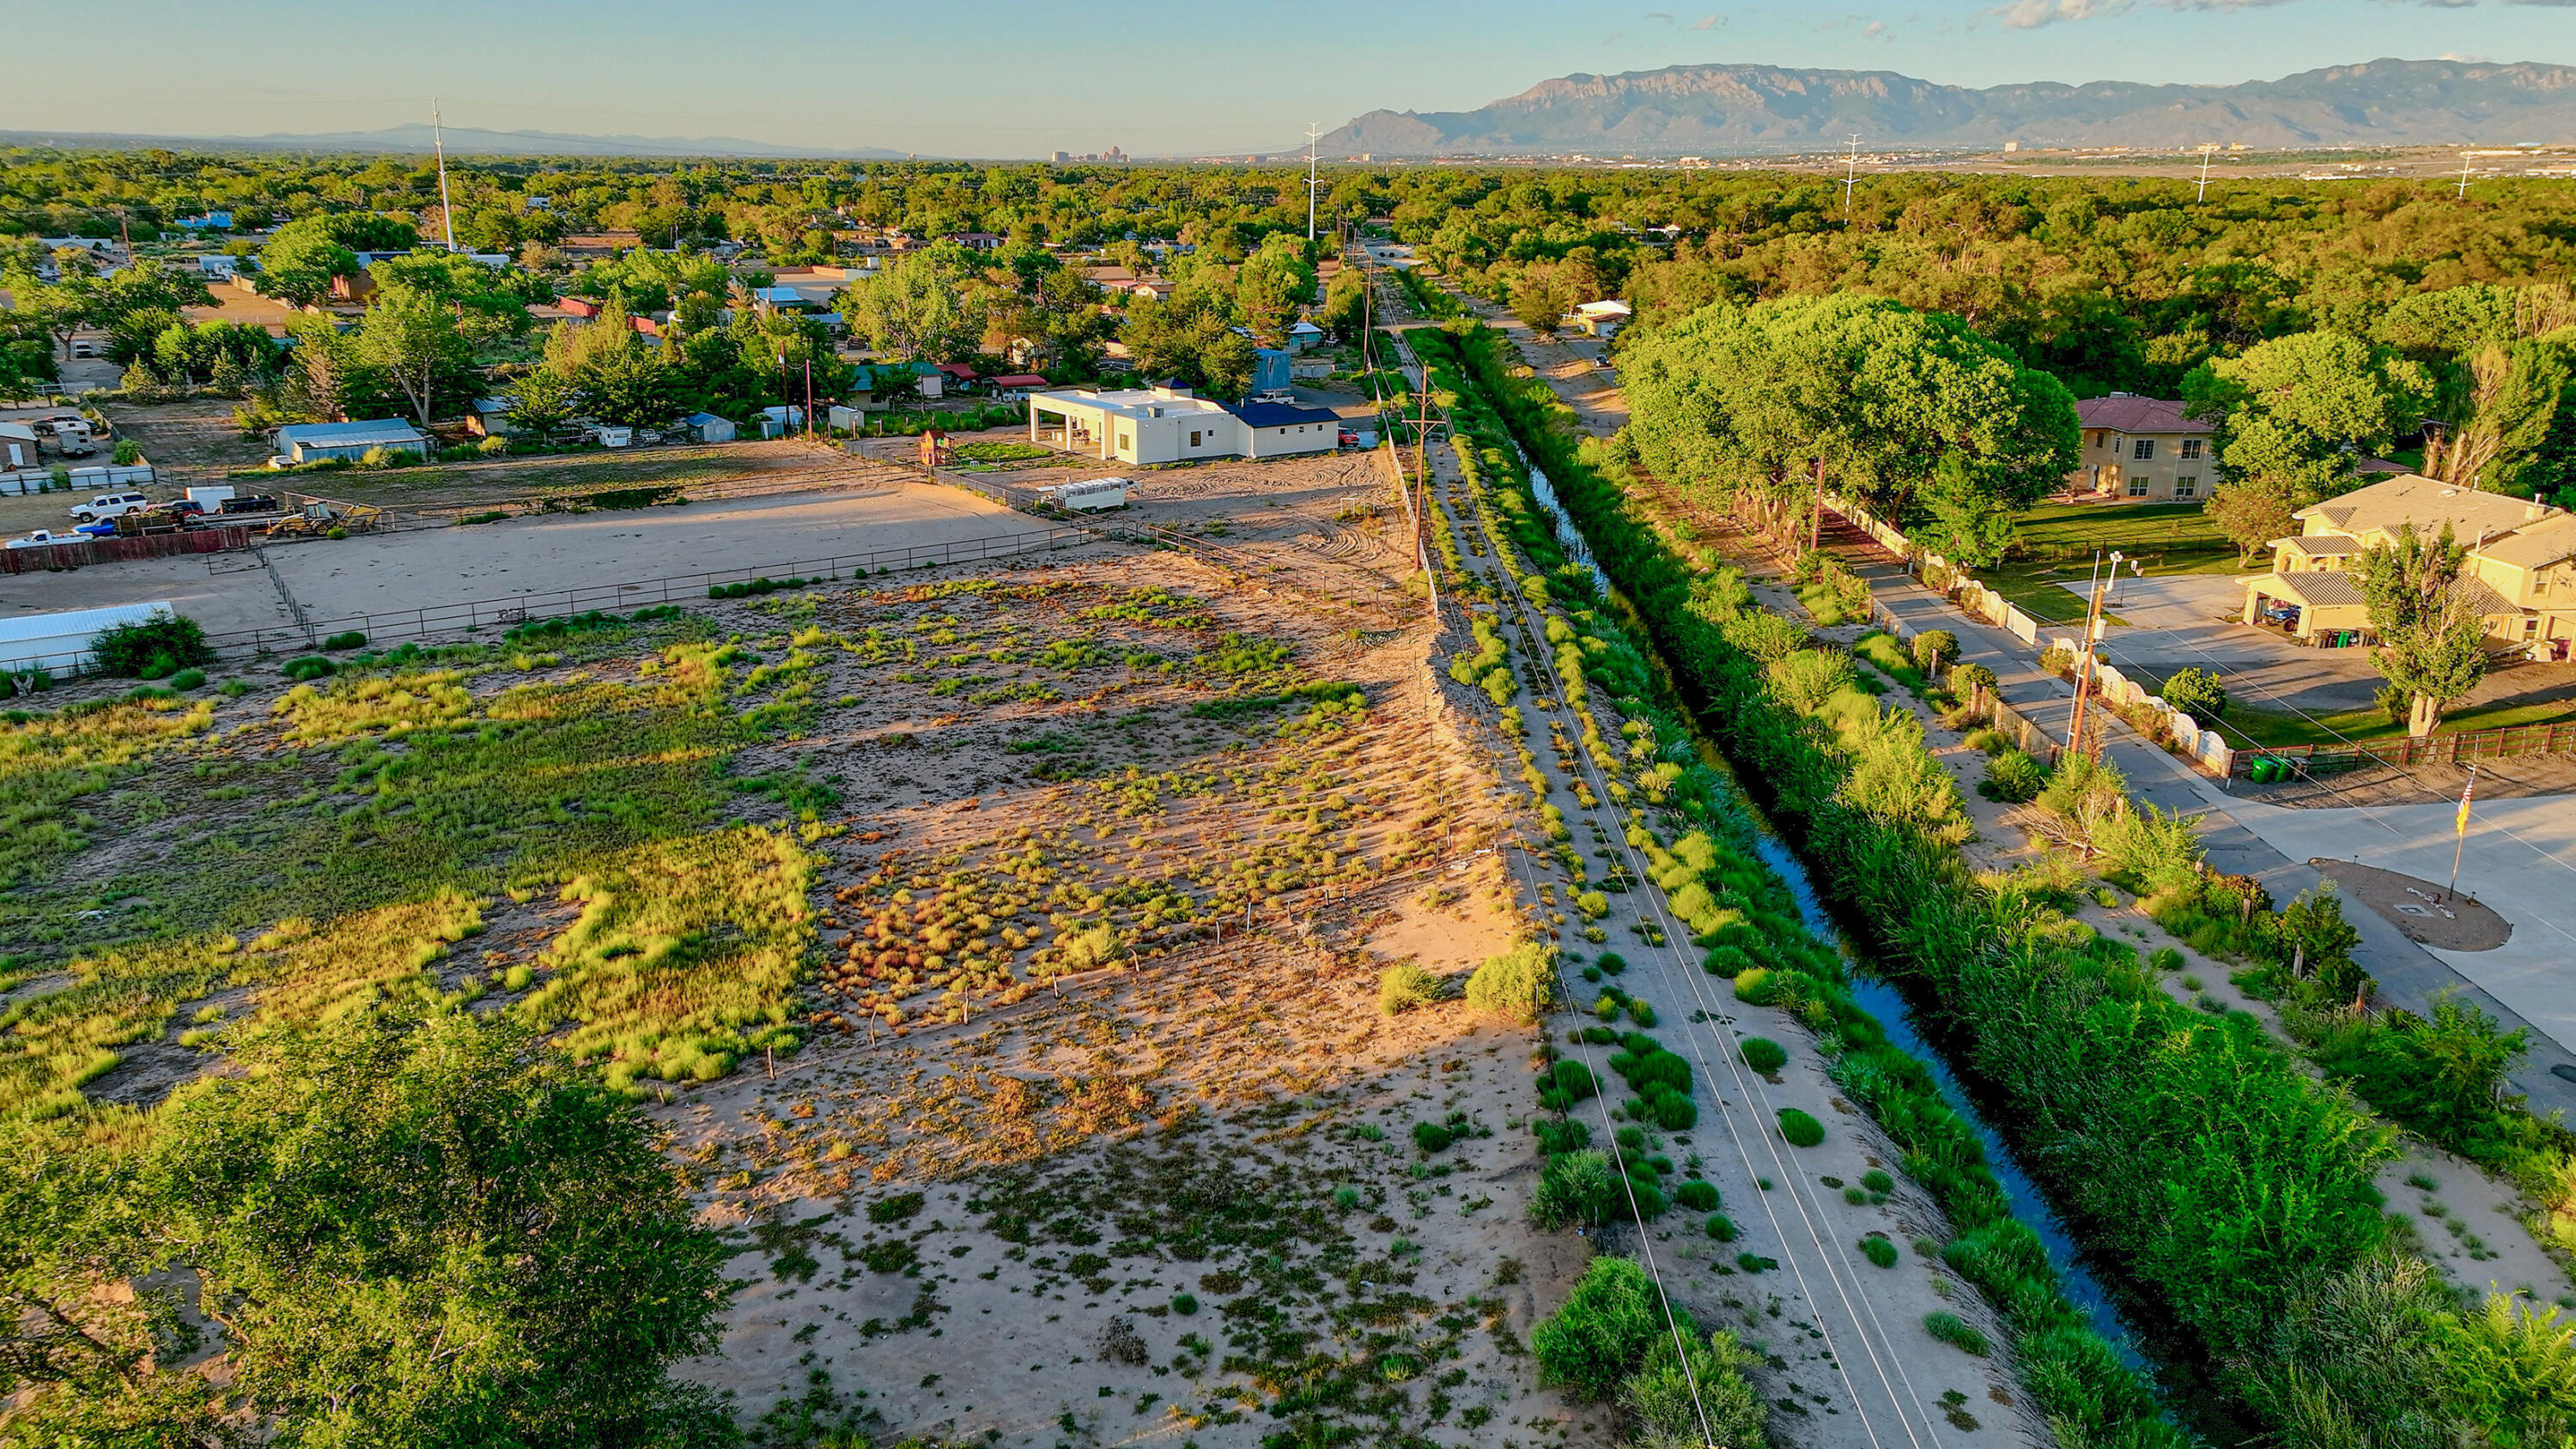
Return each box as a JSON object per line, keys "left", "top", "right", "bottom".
{"left": 275, "top": 419, "right": 428, "bottom": 464}
{"left": 0, "top": 601, "right": 179, "bottom": 675}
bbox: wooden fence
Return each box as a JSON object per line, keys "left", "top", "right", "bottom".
{"left": 2233, "top": 720, "right": 2576, "bottom": 777}
{"left": 1, "top": 524, "right": 252, "bottom": 573}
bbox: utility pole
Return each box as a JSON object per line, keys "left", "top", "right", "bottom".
{"left": 2195, "top": 143, "right": 2218, "bottom": 203}
{"left": 1305, "top": 123, "right": 1324, "bottom": 244}
{"left": 2457, "top": 151, "right": 2475, "bottom": 201}
{"left": 2065, "top": 550, "right": 2137, "bottom": 759}
{"left": 1842, "top": 134, "right": 1861, "bottom": 218}
{"left": 431, "top": 101, "right": 459, "bottom": 252}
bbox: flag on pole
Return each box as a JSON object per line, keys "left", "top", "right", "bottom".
{"left": 2456, "top": 766, "right": 2477, "bottom": 837}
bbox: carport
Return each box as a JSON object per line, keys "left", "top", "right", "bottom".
{"left": 2243, "top": 570, "right": 2372, "bottom": 646}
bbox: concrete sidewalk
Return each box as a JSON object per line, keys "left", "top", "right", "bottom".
{"left": 1815, "top": 510, "right": 2576, "bottom": 1121}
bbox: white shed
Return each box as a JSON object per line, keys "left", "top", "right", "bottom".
{"left": 0, "top": 601, "right": 179, "bottom": 676}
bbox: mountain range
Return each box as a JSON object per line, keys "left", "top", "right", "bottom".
{"left": 1315, "top": 58, "right": 2576, "bottom": 157}
{"left": 0, "top": 124, "right": 909, "bottom": 160}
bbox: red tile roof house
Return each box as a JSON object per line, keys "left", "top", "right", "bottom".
{"left": 2065, "top": 395, "right": 2217, "bottom": 502}
{"left": 988, "top": 373, "right": 1048, "bottom": 398}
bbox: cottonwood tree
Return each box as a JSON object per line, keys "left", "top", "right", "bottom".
{"left": 501, "top": 366, "right": 582, "bottom": 443}
{"left": 1619, "top": 294, "right": 2078, "bottom": 545}
{"left": 2182, "top": 330, "right": 2433, "bottom": 500}
{"left": 841, "top": 248, "right": 988, "bottom": 361}
{"left": 140, "top": 1009, "right": 735, "bottom": 1448}
{"left": 1235, "top": 235, "right": 1316, "bottom": 347}
{"left": 2353, "top": 521, "right": 2489, "bottom": 737}
{"left": 2205, "top": 473, "right": 2300, "bottom": 567}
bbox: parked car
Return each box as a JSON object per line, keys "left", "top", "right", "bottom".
{"left": 69, "top": 491, "right": 151, "bottom": 523}
{"left": 73, "top": 518, "right": 121, "bottom": 537}
{"left": 6, "top": 528, "right": 78, "bottom": 549}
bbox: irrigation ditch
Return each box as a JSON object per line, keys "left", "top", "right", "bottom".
{"left": 1453, "top": 345, "right": 2239, "bottom": 1430}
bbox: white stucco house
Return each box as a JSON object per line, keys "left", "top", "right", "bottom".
{"left": 1025, "top": 385, "right": 1340, "bottom": 465}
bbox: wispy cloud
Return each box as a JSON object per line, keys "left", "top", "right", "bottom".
{"left": 1993, "top": 0, "right": 2538, "bottom": 26}
{"left": 1690, "top": 12, "right": 1723, "bottom": 27}
{"left": 1643, "top": 11, "right": 1676, "bottom": 22}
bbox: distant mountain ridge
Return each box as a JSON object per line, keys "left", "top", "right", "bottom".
{"left": 1317, "top": 58, "right": 2576, "bottom": 156}
{"left": 0, "top": 124, "right": 911, "bottom": 160}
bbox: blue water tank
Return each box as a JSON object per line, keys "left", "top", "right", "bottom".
{"left": 1252, "top": 348, "right": 1292, "bottom": 394}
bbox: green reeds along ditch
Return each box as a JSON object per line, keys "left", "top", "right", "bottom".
{"left": 1421, "top": 320, "right": 2184, "bottom": 1444}
{"left": 1437, "top": 311, "right": 2576, "bottom": 1440}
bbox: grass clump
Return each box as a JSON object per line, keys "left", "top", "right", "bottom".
{"left": 1777, "top": 1108, "right": 1825, "bottom": 1148}
{"left": 1862, "top": 1236, "right": 1900, "bottom": 1269}
{"left": 1740, "top": 1037, "right": 1788, "bottom": 1075}
{"left": 1924, "top": 1312, "right": 1991, "bottom": 1356}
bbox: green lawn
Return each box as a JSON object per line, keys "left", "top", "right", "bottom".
{"left": 2216, "top": 696, "right": 2576, "bottom": 749}
{"left": 1986, "top": 500, "right": 2253, "bottom": 625}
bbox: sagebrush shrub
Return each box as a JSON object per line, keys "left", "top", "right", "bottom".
{"left": 1741, "top": 1037, "right": 1788, "bottom": 1074}
{"left": 1413, "top": 1121, "right": 1453, "bottom": 1154}
{"left": 1705, "top": 1213, "right": 1736, "bottom": 1242}
{"left": 1862, "top": 1236, "right": 1900, "bottom": 1269}
{"left": 1674, "top": 1179, "right": 1719, "bottom": 1212}
{"left": 1777, "top": 1108, "right": 1825, "bottom": 1147}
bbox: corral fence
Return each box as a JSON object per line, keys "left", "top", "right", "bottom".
{"left": 181, "top": 526, "right": 1092, "bottom": 664}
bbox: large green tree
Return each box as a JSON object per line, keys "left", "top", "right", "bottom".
{"left": 1619, "top": 293, "right": 2080, "bottom": 541}
{"left": 2182, "top": 330, "right": 2434, "bottom": 500}
{"left": 5, "top": 1010, "right": 732, "bottom": 1446}
{"left": 2352, "top": 522, "right": 2491, "bottom": 737}
{"left": 148, "top": 1010, "right": 733, "bottom": 1447}
{"left": 841, "top": 248, "right": 988, "bottom": 362}
{"left": 1234, "top": 235, "right": 1316, "bottom": 347}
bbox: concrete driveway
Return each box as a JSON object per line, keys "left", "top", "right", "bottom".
{"left": 2061, "top": 573, "right": 2314, "bottom": 667}
{"left": 2229, "top": 793, "right": 2576, "bottom": 1056}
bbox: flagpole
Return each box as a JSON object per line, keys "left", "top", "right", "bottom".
{"left": 2445, "top": 763, "right": 2477, "bottom": 903}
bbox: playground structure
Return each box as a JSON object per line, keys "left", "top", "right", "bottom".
{"left": 918, "top": 427, "right": 956, "bottom": 467}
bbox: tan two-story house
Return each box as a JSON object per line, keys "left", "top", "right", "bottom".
{"left": 2068, "top": 396, "right": 2216, "bottom": 502}
{"left": 2242, "top": 473, "right": 2576, "bottom": 658}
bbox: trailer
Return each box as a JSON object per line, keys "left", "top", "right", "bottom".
{"left": 1036, "top": 477, "right": 1131, "bottom": 512}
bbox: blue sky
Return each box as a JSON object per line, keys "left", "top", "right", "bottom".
{"left": 3, "top": 0, "right": 2570, "bottom": 156}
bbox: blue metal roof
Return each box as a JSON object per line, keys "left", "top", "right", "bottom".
{"left": 276, "top": 419, "right": 426, "bottom": 447}
{"left": 1222, "top": 401, "right": 1340, "bottom": 429}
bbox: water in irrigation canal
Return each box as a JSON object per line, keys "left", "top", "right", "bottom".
{"left": 1728, "top": 784, "right": 2156, "bottom": 1374}
{"left": 1516, "top": 455, "right": 2164, "bottom": 1381}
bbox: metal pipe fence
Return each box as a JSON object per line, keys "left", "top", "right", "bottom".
{"left": 186, "top": 525, "right": 1090, "bottom": 663}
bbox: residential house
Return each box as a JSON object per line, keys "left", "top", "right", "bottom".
{"left": 1568, "top": 300, "right": 1630, "bottom": 337}
{"left": 2067, "top": 396, "right": 2215, "bottom": 501}
{"left": 274, "top": 419, "right": 428, "bottom": 464}
{"left": 1285, "top": 320, "right": 1326, "bottom": 353}
{"left": 1025, "top": 385, "right": 1340, "bottom": 465}
{"left": 988, "top": 373, "right": 1048, "bottom": 399}
{"left": 2242, "top": 473, "right": 2576, "bottom": 655}
{"left": 946, "top": 232, "right": 1006, "bottom": 252}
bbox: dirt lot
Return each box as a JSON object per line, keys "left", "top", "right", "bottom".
{"left": 13, "top": 445, "right": 1595, "bottom": 1446}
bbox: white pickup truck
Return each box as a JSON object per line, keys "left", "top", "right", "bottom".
{"left": 6, "top": 528, "right": 79, "bottom": 549}
{"left": 69, "top": 491, "right": 153, "bottom": 524}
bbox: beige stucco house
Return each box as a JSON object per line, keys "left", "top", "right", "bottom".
{"left": 2069, "top": 396, "right": 2216, "bottom": 501}
{"left": 2242, "top": 473, "right": 2576, "bottom": 657}
{"left": 1025, "top": 385, "right": 1340, "bottom": 466}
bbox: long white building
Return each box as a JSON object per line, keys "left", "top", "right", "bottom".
{"left": 1027, "top": 385, "right": 1340, "bottom": 465}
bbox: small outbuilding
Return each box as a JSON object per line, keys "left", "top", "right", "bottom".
{"left": 0, "top": 601, "right": 178, "bottom": 676}
{"left": 686, "top": 412, "right": 738, "bottom": 443}
{"left": 274, "top": 419, "right": 428, "bottom": 464}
